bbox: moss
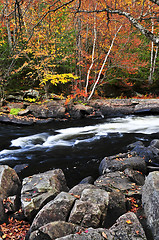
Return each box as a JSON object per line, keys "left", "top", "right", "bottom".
{"left": 9, "top": 108, "right": 22, "bottom": 115}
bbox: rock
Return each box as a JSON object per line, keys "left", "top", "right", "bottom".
{"left": 56, "top": 212, "right": 147, "bottom": 240}
{"left": 21, "top": 169, "right": 68, "bottom": 221}
{"left": 142, "top": 171, "right": 159, "bottom": 239}
{"left": 150, "top": 139, "right": 159, "bottom": 149}
{"left": 23, "top": 89, "right": 40, "bottom": 99}
{"left": 124, "top": 168, "right": 145, "bottom": 186}
{"left": 30, "top": 192, "right": 76, "bottom": 232}
{"left": 109, "top": 212, "right": 147, "bottom": 239}
{"left": 99, "top": 152, "right": 146, "bottom": 175}
{"left": 79, "top": 176, "right": 94, "bottom": 184}
{"left": 29, "top": 221, "right": 81, "bottom": 240}
{"left": 56, "top": 228, "right": 112, "bottom": 240}
{"left": 94, "top": 171, "right": 142, "bottom": 196}
{"left": 104, "top": 191, "right": 127, "bottom": 228}
{"left": 28, "top": 102, "right": 66, "bottom": 119}
{"left": 0, "top": 165, "right": 21, "bottom": 199}
{"left": 0, "top": 198, "right": 7, "bottom": 223}
{"left": 69, "top": 184, "right": 98, "bottom": 197}
{"left": 3, "top": 195, "right": 20, "bottom": 213}
{"left": 68, "top": 188, "right": 109, "bottom": 228}
{"left": 67, "top": 104, "right": 93, "bottom": 119}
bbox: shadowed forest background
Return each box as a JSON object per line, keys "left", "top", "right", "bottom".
{"left": 0, "top": 0, "right": 159, "bottom": 102}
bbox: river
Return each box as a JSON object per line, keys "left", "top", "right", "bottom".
{"left": 0, "top": 115, "right": 159, "bottom": 187}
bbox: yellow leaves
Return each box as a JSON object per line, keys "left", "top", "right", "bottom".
{"left": 126, "top": 219, "right": 133, "bottom": 224}
{"left": 41, "top": 73, "right": 78, "bottom": 86}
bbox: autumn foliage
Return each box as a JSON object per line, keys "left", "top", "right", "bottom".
{"left": 0, "top": 0, "right": 159, "bottom": 100}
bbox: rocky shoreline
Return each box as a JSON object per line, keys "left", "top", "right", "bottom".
{"left": 0, "top": 98, "right": 159, "bottom": 125}
{"left": 0, "top": 98, "right": 159, "bottom": 239}
{"left": 0, "top": 139, "right": 159, "bottom": 239}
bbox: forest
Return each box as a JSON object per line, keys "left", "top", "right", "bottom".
{"left": 0, "top": 0, "right": 159, "bottom": 103}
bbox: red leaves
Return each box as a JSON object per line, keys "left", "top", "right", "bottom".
{"left": 0, "top": 217, "right": 30, "bottom": 240}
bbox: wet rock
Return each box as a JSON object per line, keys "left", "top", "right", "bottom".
{"left": 30, "top": 192, "right": 76, "bottom": 232}
{"left": 29, "top": 221, "right": 81, "bottom": 240}
{"left": 94, "top": 171, "right": 142, "bottom": 196}
{"left": 68, "top": 188, "right": 109, "bottom": 228}
{"left": 99, "top": 152, "right": 146, "bottom": 175}
{"left": 0, "top": 165, "right": 21, "bottom": 199}
{"left": 21, "top": 169, "right": 68, "bottom": 221}
{"left": 142, "top": 171, "right": 159, "bottom": 239}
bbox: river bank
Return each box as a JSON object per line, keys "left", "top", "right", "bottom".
{"left": 0, "top": 98, "right": 159, "bottom": 125}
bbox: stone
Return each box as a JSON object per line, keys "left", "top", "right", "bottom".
{"left": 99, "top": 152, "right": 146, "bottom": 175}
{"left": 124, "top": 168, "right": 145, "bottom": 186}
{"left": 150, "top": 139, "right": 159, "bottom": 149}
{"left": 94, "top": 171, "right": 142, "bottom": 196}
{"left": 79, "top": 176, "right": 94, "bottom": 184}
{"left": 29, "top": 221, "right": 81, "bottom": 240}
{"left": 104, "top": 191, "right": 127, "bottom": 228}
{"left": 30, "top": 192, "right": 76, "bottom": 232}
{"left": 0, "top": 165, "right": 21, "bottom": 199}
{"left": 0, "top": 197, "right": 7, "bottom": 223}
{"left": 68, "top": 188, "right": 109, "bottom": 228}
{"left": 3, "top": 195, "right": 20, "bottom": 213}
{"left": 21, "top": 169, "right": 68, "bottom": 221}
{"left": 142, "top": 171, "right": 159, "bottom": 239}
{"left": 56, "top": 228, "right": 112, "bottom": 240}
{"left": 109, "top": 212, "right": 147, "bottom": 239}
{"left": 69, "top": 184, "right": 98, "bottom": 197}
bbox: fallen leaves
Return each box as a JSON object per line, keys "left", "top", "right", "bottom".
{"left": 0, "top": 217, "right": 30, "bottom": 240}
{"left": 126, "top": 219, "right": 133, "bottom": 224}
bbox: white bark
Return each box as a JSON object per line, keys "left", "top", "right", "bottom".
{"left": 85, "top": 10, "right": 97, "bottom": 96}
{"left": 87, "top": 25, "right": 122, "bottom": 101}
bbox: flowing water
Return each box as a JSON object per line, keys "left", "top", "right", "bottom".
{"left": 0, "top": 115, "right": 159, "bottom": 187}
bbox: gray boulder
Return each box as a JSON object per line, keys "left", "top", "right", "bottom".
{"left": 142, "top": 171, "right": 159, "bottom": 239}
{"left": 109, "top": 212, "right": 147, "bottom": 239}
{"left": 94, "top": 171, "right": 142, "bottom": 196}
{"left": 29, "top": 221, "right": 82, "bottom": 240}
{"left": 69, "top": 184, "right": 98, "bottom": 197}
{"left": 99, "top": 152, "right": 146, "bottom": 175}
{"left": 30, "top": 192, "right": 76, "bottom": 232}
{"left": 21, "top": 169, "right": 68, "bottom": 221}
{"left": 56, "top": 212, "right": 147, "bottom": 240}
{"left": 68, "top": 188, "right": 109, "bottom": 228}
{"left": 0, "top": 165, "right": 21, "bottom": 199}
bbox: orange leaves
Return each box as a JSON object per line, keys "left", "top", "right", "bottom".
{"left": 126, "top": 219, "right": 133, "bottom": 224}
{"left": 0, "top": 217, "right": 30, "bottom": 240}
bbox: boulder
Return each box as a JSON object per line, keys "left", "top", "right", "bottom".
{"left": 21, "top": 169, "right": 68, "bottom": 221}
{"left": 124, "top": 168, "right": 145, "bottom": 186}
{"left": 56, "top": 212, "right": 147, "bottom": 240}
{"left": 67, "top": 104, "right": 94, "bottom": 119}
{"left": 3, "top": 195, "right": 20, "bottom": 213}
{"left": 30, "top": 192, "right": 76, "bottom": 232}
{"left": 104, "top": 191, "right": 127, "bottom": 228}
{"left": 69, "top": 184, "right": 98, "bottom": 197}
{"left": 0, "top": 198, "right": 7, "bottom": 223}
{"left": 68, "top": 188, "right": 109, "bottom": 228}
{"left": 142, "top": 171, "right": 159, "bottom": 239}
{"left": 79, "top": 176, "right": 94, "bottom": 184}
{"left": 56, "top": 228, "right": 112, "bottom": 240}
{"left": 150, "top": 139, "right": 159, "bottom": 149}
{"left": 27, "top": 102, "right": 66, "bottom": 119}
{"left": 29, "top": 221, "right": 82, "bottom": 240}
{"left": 94, "top": 171, "right": 142, "bottom": 196}
{"left": 0, "top": 165, "right": 21, "bottom": 199}
{"left": 99, "top": 152, "right": 146, "bottom": 175}
{"left": 109, "top": 212, "right": 147, "bottom": 239}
